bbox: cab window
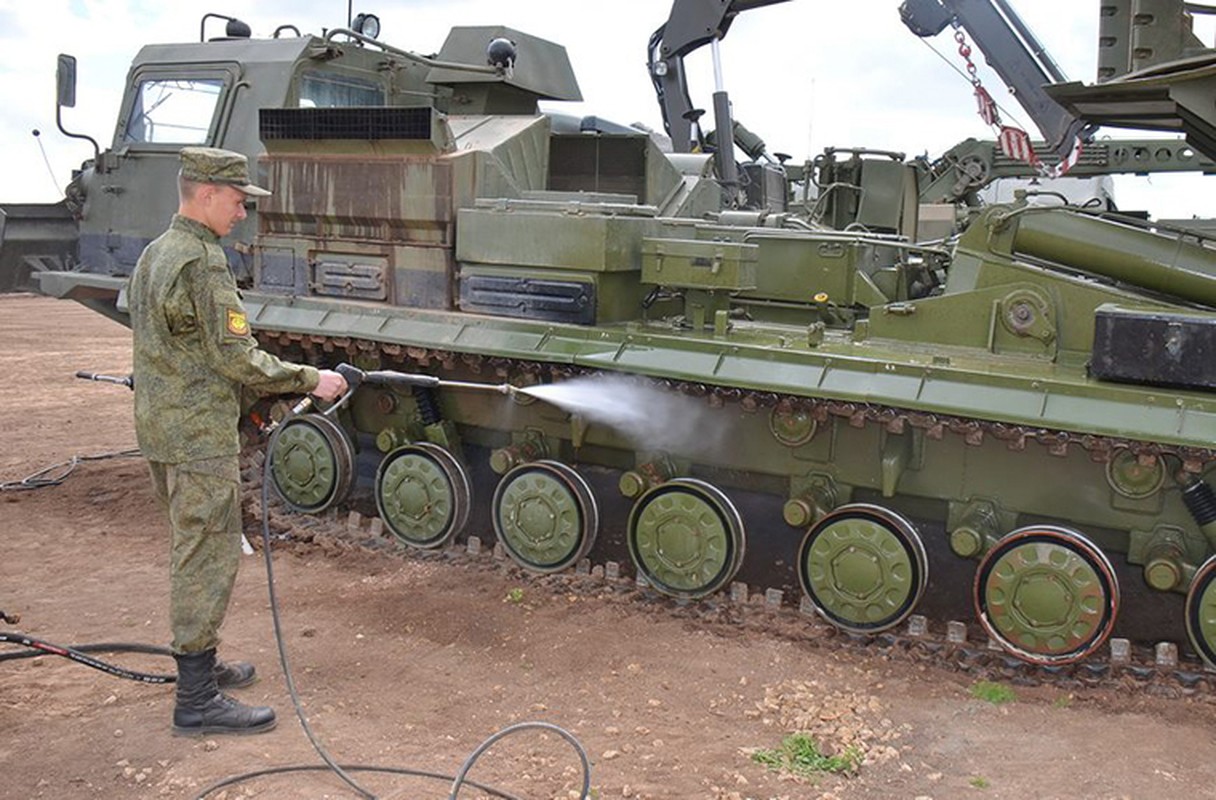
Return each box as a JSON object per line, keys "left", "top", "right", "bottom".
{"left": 299, "top": 71, "right": 385, "bottom": 107}
{"left": 124, "top": 77, "right": 224, "bottom": 144}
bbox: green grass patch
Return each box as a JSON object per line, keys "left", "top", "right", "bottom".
{"left": 970, "top": 776, "right": 991, "bottom": 789}
{"left": 969, "top": 680, "right": 1016, "bottom": 705}
{"left": 504, "top": 587, "right": 525, "bottom": 604}
{"left": 750, "top": 733, "right": 861, "bottom": 779}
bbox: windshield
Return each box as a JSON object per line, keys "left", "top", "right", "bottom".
{"left": 299, "top": 71, "right": 385, "bottom": 108}
{"left": 124, "top": 77, "right": 223, "bottom": 144}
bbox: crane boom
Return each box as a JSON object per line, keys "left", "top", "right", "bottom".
{"left": 649, "top": 0, "right": 790, "bottom": 155}
{"left": 899, "top": 0, "right": 1090, "bottom": 157}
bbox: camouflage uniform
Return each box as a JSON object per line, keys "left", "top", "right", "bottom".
{"left": 129, "top": 150, "right": 318, "bottom": 656}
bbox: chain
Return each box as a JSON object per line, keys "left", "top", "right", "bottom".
{"left": 949, "top": 20, "right": 1081, "bottom": 177}
{"left": 952, "top": 21, "right": 1007, "bottom": 132}
{"left": 953, "top": 23, "right": 982, "bottom": 88}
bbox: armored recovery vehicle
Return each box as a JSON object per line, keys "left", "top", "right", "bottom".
{"left": 22, "top": 1, "right": 1216, "bottom": 671}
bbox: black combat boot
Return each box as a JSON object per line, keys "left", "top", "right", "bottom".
{"left": 214, "top": 657, "right": 257, "bottom": 689}
{"left": 172, "top": 649, "right": 276, "bottom": 736}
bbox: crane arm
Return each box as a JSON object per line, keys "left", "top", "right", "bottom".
{"left": 649, "top": 0, "right": 790, "bottom": 154}
{"left": 899, "top": 0, "right": 1090, "bottom": 157}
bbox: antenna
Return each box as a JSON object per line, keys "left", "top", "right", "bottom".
{"left": 32, "top": 129, "right": 63, "bottom": 197}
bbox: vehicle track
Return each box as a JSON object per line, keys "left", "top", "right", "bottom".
{"left": 241, "top": 447, "right": 1216, "bottom": 702}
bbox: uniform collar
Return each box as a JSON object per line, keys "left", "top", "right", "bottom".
{"left": 170, "top": 214, "right": 220, "bottom": 243}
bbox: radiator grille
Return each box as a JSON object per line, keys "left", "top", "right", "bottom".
{"left": 260, "top": 107, "right": 432, "bottom": 140}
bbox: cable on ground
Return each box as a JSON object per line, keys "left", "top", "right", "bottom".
{"left": 0, "top": 448, "right": 142, "bottom": 491}
{"left": 191, "top": 422, "right": 592, "bottom": 799}
{"left": 0, "top": 635, "right": 174, "bottom": 683}
{"left": 2, "top": 428, "right": 593, "bottom": 798}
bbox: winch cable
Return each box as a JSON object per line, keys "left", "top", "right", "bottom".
{"left": 194, "top": 395, "right": 591, "bottom": 799}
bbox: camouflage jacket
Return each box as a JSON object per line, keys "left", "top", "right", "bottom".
{"left": 129, "top": 215, "right": 318, "bottom": 463}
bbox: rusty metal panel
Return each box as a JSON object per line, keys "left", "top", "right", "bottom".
{"left": 256, "top": 246, "right": 304, "bottom": 295}
{"left": 392, "top": 244, "right": 454, "bottom": 309}
{"left": 259, "top": 155, "right": 455, "bottom": 246}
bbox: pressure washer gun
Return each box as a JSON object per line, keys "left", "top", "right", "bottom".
{"left": 265, "top": 363, "right": 515, "bottom": 433}
{"left": 75, "top": 371, "right": 134, "bottom": 390}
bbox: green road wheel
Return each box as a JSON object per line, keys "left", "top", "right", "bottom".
{"left": 1185, "top": 555, "right": 1216, "bottom": 668}
{"left": 627, "top": 478, "right": 745, "bottom": 600}
{"left": 376, "top": 443, "right": 470, "bottom": 549}
{"left": 269, "top": 413, "right": 354, "bottom": 513}
{"left": 492, "top": 460, "right": 598, "bottom": 573}
{"left": 1104, "top": 449, "right": 1165, "bottom": 499}
{"left": 975, "top": 525, "right": 1119, "bottom": 665}
{"left": 798, "top": 504, "right": 927, "bottom": 633}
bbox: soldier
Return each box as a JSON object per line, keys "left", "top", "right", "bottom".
{"left": 128, "top": 146, "right": 347, "bottom": 736}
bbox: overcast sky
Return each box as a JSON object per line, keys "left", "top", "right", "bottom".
{"left": 0, "top": 0, "right": 1210, "bottom": 217}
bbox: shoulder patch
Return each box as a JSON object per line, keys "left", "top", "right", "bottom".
{"left": 226, "top": 307, "right": 250, "bottom": 337}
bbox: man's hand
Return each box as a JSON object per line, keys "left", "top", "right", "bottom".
{"left": 312, "top": 369, "right": 348, "bottom": 401}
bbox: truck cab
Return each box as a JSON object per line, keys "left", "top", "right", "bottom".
{"left": 69, "top": 25, "right": 439, "bottom": 286}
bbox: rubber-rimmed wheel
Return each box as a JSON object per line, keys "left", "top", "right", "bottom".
{"left": 627, "top": 478, "right": 745, "bottom": 600}
{"left": 974, "top": 525, "right": 1119, "bottom": 666}
{"left": 375, "top": 443, "right": 470, "bottom": 549}
{"left": 797, "top": 503, "right": 928, "bottom": 633}
{"left": 269, "top": 414, "right": 355, "bottom": 513}
{"left": 492, "top": 460, "right": 598, "bottom": 573}
{"left": 1185, "top": 554, "right": 1216, "bottom": 668}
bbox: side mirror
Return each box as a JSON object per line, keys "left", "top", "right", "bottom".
{"left": 54, "top": 52, "right": 101, "bottom": 169}
{"left": 57, "top": 54, "right": 77, "bottom": 109}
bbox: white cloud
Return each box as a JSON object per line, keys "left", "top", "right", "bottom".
{"left": 0, "top": 0, "right": 1210, "bottom": 218}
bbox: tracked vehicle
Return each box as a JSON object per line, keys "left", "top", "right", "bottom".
{"left": 22, "top": 1, "right": 1216, "bottom": 669}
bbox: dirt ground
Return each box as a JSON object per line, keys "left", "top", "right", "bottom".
{"left": 4, "top": 293, "right": 1216, "bottom": 800}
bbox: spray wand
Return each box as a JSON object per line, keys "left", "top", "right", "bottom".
{"left": 269, "top": 363, "right": 518, "bottom": 431}
{"left": 74, "top": 370, "right": 134, "bottom": 389}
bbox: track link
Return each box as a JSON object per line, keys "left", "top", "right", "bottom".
{"left": 262, "top": 333, "right": 1216, "bottom": 472}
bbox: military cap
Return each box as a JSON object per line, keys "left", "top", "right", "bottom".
{"left": 179, "top": 146, "right": 271, "bottom": 197}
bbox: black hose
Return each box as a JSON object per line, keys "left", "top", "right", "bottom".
{"left": 4, "top": 424, "right": 592, "bottom": 798}
{"left": 256, "top": 421, "right": 378, "bottom": 799}
{"left": 194, "top": 763, "right": 523, "bottom": 800}
{"left": 1183, "top": 480, "right": 1216, "bottom": 526}
{"left": 197, "top": 415, "right": 593, "bottom": 799}
{"left": 0, "top": 634, "right": 174, "bottom": 683}
{"left": 449, "top": 721, "right": 592, "bottom": 799}
{"left": 0, "top": 448, "right": 142, "bottom": 491}
{"left": 413, "top": 385, "right": 443, "bottom": 426}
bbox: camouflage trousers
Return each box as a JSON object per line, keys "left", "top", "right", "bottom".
{"left": 147, "top": 456, "right": 243, "bottom": 655}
